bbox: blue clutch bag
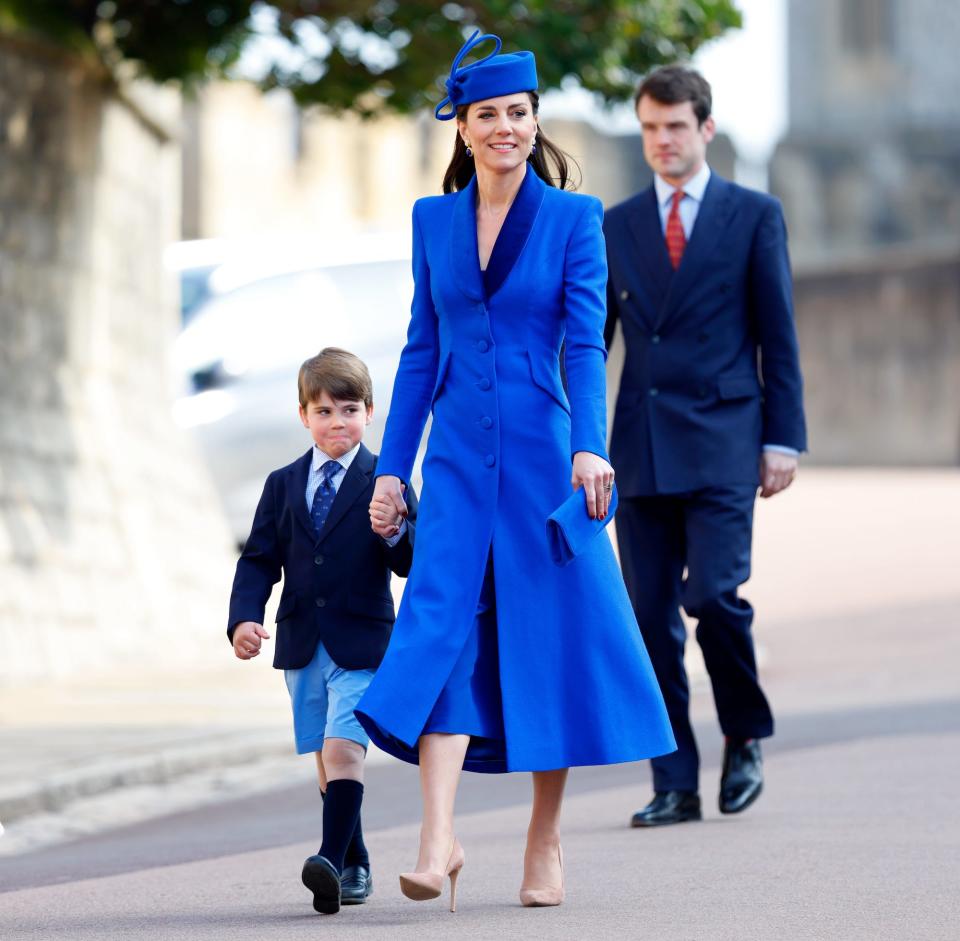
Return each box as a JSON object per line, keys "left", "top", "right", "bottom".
{"left": 546, "top": 484, "right": 618, "bottom": 566}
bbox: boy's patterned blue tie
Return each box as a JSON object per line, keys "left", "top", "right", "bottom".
{"left": 310, "top": 460, "right": 342, "bottom": 536}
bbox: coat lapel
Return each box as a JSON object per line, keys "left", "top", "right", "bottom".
{"left": 449, "top": 175, "right": 485, "bottom": 303}
{"left": 288, "top": 449, "right": 317, "bottom": 542}
{"left": 316, "top": 443, "right": 374, "bottom": 545}
{"left": 482, "top": 166, "right": 546, "bottom": 299}
{"left": 625, "top": 187, "right": 673, "bottom": 323}
{"left": 656, "top": 174, "right": 736, "bottom": 328}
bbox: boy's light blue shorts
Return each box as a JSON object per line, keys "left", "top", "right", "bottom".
{"left": 284, "top": 640, "right": 374, "bottom": 755}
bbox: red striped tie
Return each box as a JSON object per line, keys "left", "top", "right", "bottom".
{"left": 665, "top": 189, "right": 686, "bottom": 269}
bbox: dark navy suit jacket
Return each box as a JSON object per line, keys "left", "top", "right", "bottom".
{"left": 603, "top": 174, "right": 806, "bottom": 495}
{"left": 227, "top": 442, "right": 417, "bottom": 670}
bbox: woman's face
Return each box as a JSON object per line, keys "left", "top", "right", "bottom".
{"left": 458, "top": 93, "right": 538, "bottom": 175}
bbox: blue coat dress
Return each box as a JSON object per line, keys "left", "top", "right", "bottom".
{"left": 356, "top": 167, "right": 675, "bottom": 773}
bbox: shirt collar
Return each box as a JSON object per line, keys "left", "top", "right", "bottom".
{"left": 312, "top": 441, "right": 360, "bottom": 474}
{"left": 654, "top": 162, "right": 712, "bottom": 208}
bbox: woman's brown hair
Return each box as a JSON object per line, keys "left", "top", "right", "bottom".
{"left": 441, "top": 92, "right": 579, "bottom": 194}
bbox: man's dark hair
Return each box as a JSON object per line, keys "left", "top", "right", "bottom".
{"left": 634, "top": 66, "right": 712, "bottom": 126}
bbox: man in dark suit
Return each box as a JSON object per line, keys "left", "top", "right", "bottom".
{"left": 603, "top": 66, "right": 806, "bottom": 826}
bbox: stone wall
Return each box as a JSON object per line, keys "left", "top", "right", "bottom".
{"left": 0, "top": 34, "right": 236, "bottom": 683}
{"left": 793, "top": 246, "right": 960, "bottom": 465}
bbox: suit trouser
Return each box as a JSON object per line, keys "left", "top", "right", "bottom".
{"left": 617, "top": 485, "right": 774, "bottom": 792}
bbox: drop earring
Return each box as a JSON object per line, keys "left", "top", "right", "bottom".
{"left": 531, "top": 140, "right": 537, "bottom": 155}
{"left": 464, "top": 140, "right": 473, "bottom": 157}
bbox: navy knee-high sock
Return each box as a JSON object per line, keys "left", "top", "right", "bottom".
{"left": 320, "top": 787, "right": 369, "bottom": 868}
{"left": 318, "top": 780, "right": 364, "bottom": 874}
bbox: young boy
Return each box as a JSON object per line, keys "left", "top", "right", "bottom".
{"left": 227, "top": 347, "right": 417, "bottom": 915}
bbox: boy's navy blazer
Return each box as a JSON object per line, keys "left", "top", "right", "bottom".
{"left": 603, "top": 173, "right": 807, "bottom": 495}
{"left": 227, "top": 442, "right": 417, "bottom": 671}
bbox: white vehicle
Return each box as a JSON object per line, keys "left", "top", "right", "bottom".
{"left": 172, "top": 235, "right": 413, "bottom": 544}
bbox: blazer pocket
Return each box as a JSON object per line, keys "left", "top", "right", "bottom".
{"left": 430, "top": 351, "right": 452, "bottom": 406}
{"left": 526, "top": 351, "right": 571, "bottom": 415}
{"left": 717, "top": 374, "right": 762, "bottom": 401}
{"left": 275, "top": 593, "right": 299, "bottom": 621}
{"left": 347, "top": 592, "right": 395, "bottom": 622}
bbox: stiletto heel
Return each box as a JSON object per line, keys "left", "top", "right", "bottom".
{"left": 399, "top": 837, "right": 465, "bottom": 912}
{"left": 519, "top": 843, "right": 564, "bottom": 908}
{"left": 448, "top": 866, "right": 460, "bottom": 912}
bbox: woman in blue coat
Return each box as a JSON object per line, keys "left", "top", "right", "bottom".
{"left": 358, "top": 32, "right": 675, "bottom": 909}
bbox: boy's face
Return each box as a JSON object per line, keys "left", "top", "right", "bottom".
{"left": 299, "top": 390, "right": 372, "bottom": 459}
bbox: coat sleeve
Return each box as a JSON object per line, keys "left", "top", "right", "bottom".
{"left": 748, "top": 199, "right": 807, "bottom": 452}
{"left": 563, "top": 196, "right": 611, "bottom": 461}
{"left": 376, "top": 201, "right": 440, "bottom": 483}
{"left": 380, "top": 481, "right": 418, "bottom": 577}
{"left": 227, "top": 472, "right": 283, "bottom": 641}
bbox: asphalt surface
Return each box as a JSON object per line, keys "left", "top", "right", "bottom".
{"left": 2, "top": 598, "right": 958, "bottom": 940}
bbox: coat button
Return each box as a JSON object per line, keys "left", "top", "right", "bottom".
{"left": 477, "top": 339, "right": 489, "bottom": 352}
{"left": 649, "top": 387, "right": 659, "bottom": 397}
{"left": 478, "top": 377, "right": 491, "bottom": 391}
{"left": 314, "top": 555, "right": 324, "bottom": 566}
{"left": 480, "top": 416, "right": 493, "bottom": 429}
{"left": 651, "top": 334, "right": 661, "bottom": 344}
{"left": 484, "top": 454, "right": 496, "bottom": 467}
{"left": 620, "top": 289, "right": 629, "bottom": 301}
{"left": 315, "top": 597, "right": 326, "bottom": 608}
{"left": 697, "top": 332, "right": 709, "bottom": 343}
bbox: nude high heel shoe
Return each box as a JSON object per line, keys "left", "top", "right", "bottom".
{"left": 399, "top": 837, "right": 465, "bottom": 912}
{"left": 519, "top": 844, "right": 565, "bottom": 908}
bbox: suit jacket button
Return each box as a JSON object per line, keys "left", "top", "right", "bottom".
{"left": 620, "top": 289, "right": 629, "bottom": 301}
{"left": 649, "top": 387, "right": 659, "bottom": 397}
{"left": 697, "top": 332, "right": 709, "bottom": 343}
{"left": 651, "top": 334, "right": 661, "bottom": 344}
{"left": 480, "top": 416, "right": 493, "bottom": 429}
{"left": 477, "top": 339, "right": 490, "bottom": 352}
{"left": 314, "top": 555, "right": 324, "bottom": 565}
{"left": 485, "top": 454, "right": 496, "bottom": 467}
{"left": 478, "top": 377, "right": 491, "bottom": 391}
{"left": 315, "top": 597, "right": 326, "bottom": 608}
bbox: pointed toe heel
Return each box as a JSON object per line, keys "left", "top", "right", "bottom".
{"left": 399, "top": 837, "right": 464, "bottom": 912}
{"left": 520, "top": 844, "right": 565, "bottom": 908}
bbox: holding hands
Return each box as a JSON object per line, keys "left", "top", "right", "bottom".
{"left": 572, "top": 451, "right": 615, "bottom": 521}
{"left": 370, "top": 475, "right": 408, "bottom": 538}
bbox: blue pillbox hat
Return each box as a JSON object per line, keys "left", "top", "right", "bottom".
{"left": 435, "top": 30, "right": 539, "bottom": 120}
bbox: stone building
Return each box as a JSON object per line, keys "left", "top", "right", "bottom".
{"left": 0, "top": 34, "right": 236, "bottom": 683}
{"left": 772, "top": 0, "right": 960, "bottom": 264}
{"left": 771, "top": 0, "right": 960, "bottom": 465}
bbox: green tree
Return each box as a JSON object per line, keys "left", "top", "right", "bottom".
{"left": 0, "top": 1, "right": 740, "bottom": 115}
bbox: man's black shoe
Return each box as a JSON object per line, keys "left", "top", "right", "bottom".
{"left": 340, "top": 864, "right": 373, "bottom": 904}
{"left": 630, "top": 790, "right": 702, "bottom": 827}
{"left": 719, "top": 738, "right": 763, "bottom": 814}
{"left": 301, "top": 854, "right": 341, "bottom": 914}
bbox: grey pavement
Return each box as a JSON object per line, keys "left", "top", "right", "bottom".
{"left": 0, "top": 470, "right": 958, "bottom": 938}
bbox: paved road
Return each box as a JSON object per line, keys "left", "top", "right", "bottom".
{"left": 2, "top": 599, "right": 958, "bottom": 940}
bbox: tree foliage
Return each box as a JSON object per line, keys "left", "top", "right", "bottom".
{"left": 0, "top": 1, "right": 741, "bottom": 115}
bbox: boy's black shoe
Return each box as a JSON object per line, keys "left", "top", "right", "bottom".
{"left": 302, "top": 855, "right": 341, "bottom": 914}
{"left": 340, "top": 864, "right": 373, "bottom": 904}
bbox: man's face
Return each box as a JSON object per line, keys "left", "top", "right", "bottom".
{"left": 299, "top": 390, "right": 372, "bottom": 459}
{"left": 637, "top": 96, "right": 715, "bottom": 185}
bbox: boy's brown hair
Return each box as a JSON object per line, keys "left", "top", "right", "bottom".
{"left": 298, "top": 348, "right": 373, "bottom": 408}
